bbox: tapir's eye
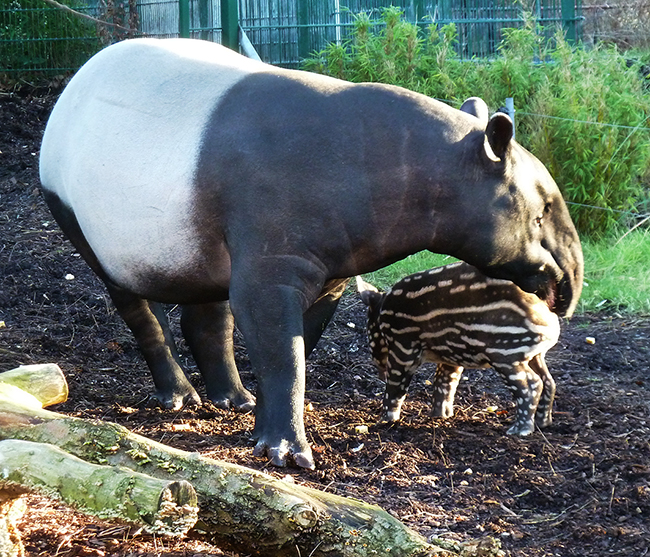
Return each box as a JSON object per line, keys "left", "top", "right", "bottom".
{"left": 535, "top": 202, "right": 552, "bottom": 227}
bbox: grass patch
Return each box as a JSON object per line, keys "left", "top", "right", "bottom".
{"left": 579, "top": 228, "right": 650, "bottom": 315}
{"left": 361, "top": 252, "right": 458, "bottom": 290}
{"left": 361, "top": 229, "right": 650, "bottom": 315}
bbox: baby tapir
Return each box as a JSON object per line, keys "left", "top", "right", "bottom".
{"left": 357, "top": 261, "right": 560, "bottom": 436}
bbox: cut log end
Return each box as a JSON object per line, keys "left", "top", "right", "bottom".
{"left": 153, "top": 481, "right": 199, "bottom": 537}
{"left": 0, "top": 364, "right": 68, "bottom": 407}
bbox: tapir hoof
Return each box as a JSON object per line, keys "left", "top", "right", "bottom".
{"left": 379, "top": 410, "right": 401, "bottom": 424}
{"left": 148, "top": 388, "right": 201, "bottom": 411}
{"left": 506, "top": 422, "right": 535, "bottom": 436}
{"left": 208, "top": 390, "right": 256, "bottom": 413}
{"left": 430, "top": 405, "right": 454, "bottom": 419}
{"left": 535, "top": 414, "right": 553, "bottom": 429}
{"left": 253, "top": 439, "right": 315, "bottom": 470}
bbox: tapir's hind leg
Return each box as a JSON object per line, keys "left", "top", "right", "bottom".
{"left": 181, "top": 301, "right": 255, "bottom": 412}
{"left": 107, "top": 285, "right": 202, "bottom": 409}
{"left": 41, "top": 191, "right": 200, "bottom": 410}
{"left": 303, "top": 278, "right": 349, "bottom": 356}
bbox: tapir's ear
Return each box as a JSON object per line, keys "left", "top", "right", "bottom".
{"left": 355, "top": 276, "right": 382, "bottom": 307}
{"left": 460, "top": 97, "right": 489, "bottom": 126}
{"left": 483, "top": 112, "right": 513, "bottom": 163}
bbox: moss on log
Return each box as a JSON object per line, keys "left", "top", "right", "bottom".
{"left": 0, "top": 439, "right": 198, "bottom": 536}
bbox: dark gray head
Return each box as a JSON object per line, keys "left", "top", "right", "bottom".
{"left": 442, "top": 99, "right": 584, "bottom": 317}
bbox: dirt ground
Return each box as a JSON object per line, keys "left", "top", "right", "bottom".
{"left": 0, "top": 87, "right": 649, "bottom": 557}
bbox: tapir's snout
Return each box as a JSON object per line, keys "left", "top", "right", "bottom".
{"left": 548, "top": 242, "right": 584, "bottom": 318}
{"left": 493, "top": 237, "right": 583, "bottom": 318}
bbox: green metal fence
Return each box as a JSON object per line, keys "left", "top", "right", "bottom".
{"left": 0, "top": 0, "right": 582, "bottom": 76}
{"left": 0, "top": 0, "right": 99, "bottom": 75}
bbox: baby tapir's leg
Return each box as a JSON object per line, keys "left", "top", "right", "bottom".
{"left": 528, "top": 353, "right": 556, "bottom": 428}
{"left": 430, "top": 363, "right": 464, "bottom": 418}
{"left": 181, "top": 301, "right": 255, "bottom": 412}
{"left": 381, "top": 352, "right": 420, "bottom": 423}
{"left": 493, "top": 361, "right": 544, "bottom": 436}
{"left": 107, "top": 284, "right": 201, "bottom": 410}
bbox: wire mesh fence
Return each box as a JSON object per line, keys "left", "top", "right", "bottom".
{"left": 1, "top": 0, "right": 582, "bottom": 76}
{"left": 0, "top": 0, "right": 100, "bottom": 75}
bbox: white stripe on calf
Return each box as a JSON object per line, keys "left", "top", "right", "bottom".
{"left": 393, "top": 339, "right": 414, "bottom": 355}
{"left": 405, "top": 284, "right": 438, "bottom": 298}
{"left": 420, "top": 327, "right": 461, "bottom": 339}
{"left": 456, "top": 322, "right": 529, "bottom": 335}
{"left": 460, "top": 335, "right": 486, "bottom": 347}
{"left": 391, "top": 326, "right": 421, "bottom": 334}
{"left": 396, "top": 300, "right": 528, "bottom": 322}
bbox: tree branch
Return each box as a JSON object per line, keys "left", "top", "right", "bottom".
{"left": 39, "top": 0, "right": 138, "bottom": 34}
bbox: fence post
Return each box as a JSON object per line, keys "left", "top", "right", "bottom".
{"left": 179, "top": 0, "right": 190, "bottom": 38}
{"left": 199, "top": 0, "right": 208, "bottom": 40}
{"left": 561, "top": 0, "right": 576, "bottom": 43}
{"left": 222, "top": 0, "right": 239, "bottom": 51}
{"left": 297, "top": 0, "right": 310, "bottom": 62}
{"left": 505, "top": 97, "right": 515, "bottom": 140}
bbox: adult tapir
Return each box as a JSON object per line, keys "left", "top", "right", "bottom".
{"left": 39, "top": 37, "right": 583, "bottom": 469}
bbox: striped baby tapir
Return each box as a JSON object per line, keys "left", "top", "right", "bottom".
{"left": 357, "top": 261, "right": 560, "bottom": 436}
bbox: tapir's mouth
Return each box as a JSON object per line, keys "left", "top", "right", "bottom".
{"left": 533, "top": 277, "right": 558, "bottom": 312}
{"left": 482, "top": 254, "right": 579, "bottom": 318}
{"left": 515, "top": 267, "right": 567, "bottom": 315}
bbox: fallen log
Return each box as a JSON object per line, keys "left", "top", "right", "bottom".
{"left": 0, "top": 364, "right": 67, "bottom": 407}
{"left": 0, "top": 364, "right": 69, "bottom": 557}
{"left": 0, "top": 366, "right": 502, "bottom": 557}
{"left": 0, "top": 439, "right": 198, "bottom": 537}
{"left": 0, "top": 396, "right": 447, "bottom": 556}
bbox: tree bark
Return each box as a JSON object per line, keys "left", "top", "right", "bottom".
{"left": 0, "top": 439, "right": 198, "bottom": 537}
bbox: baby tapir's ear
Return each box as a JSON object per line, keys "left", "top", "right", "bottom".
{"left": 355, "top": 276, "right": 383, "bottom": 308}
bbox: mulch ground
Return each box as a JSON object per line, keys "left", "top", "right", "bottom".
{"left": 1, "top": 86, "right": 648, "bottom": 557}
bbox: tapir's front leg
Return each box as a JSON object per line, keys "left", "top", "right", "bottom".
{"left": 493, "top": 362, "right": 544, "bottom": 436}
{"left": 430, "top": 363, "right": 464, "bottom": 418}
{"left": 528, "top": 353, "right": 556, "bottom": 428}
{"left": 381, "top": 352, "right": 420, "bottom": 423}
{"left": 181, "top": 301, "right": 255, "bottom": 412}
{"left": 229, "top": 274, "right": 314, "bottom": 469}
